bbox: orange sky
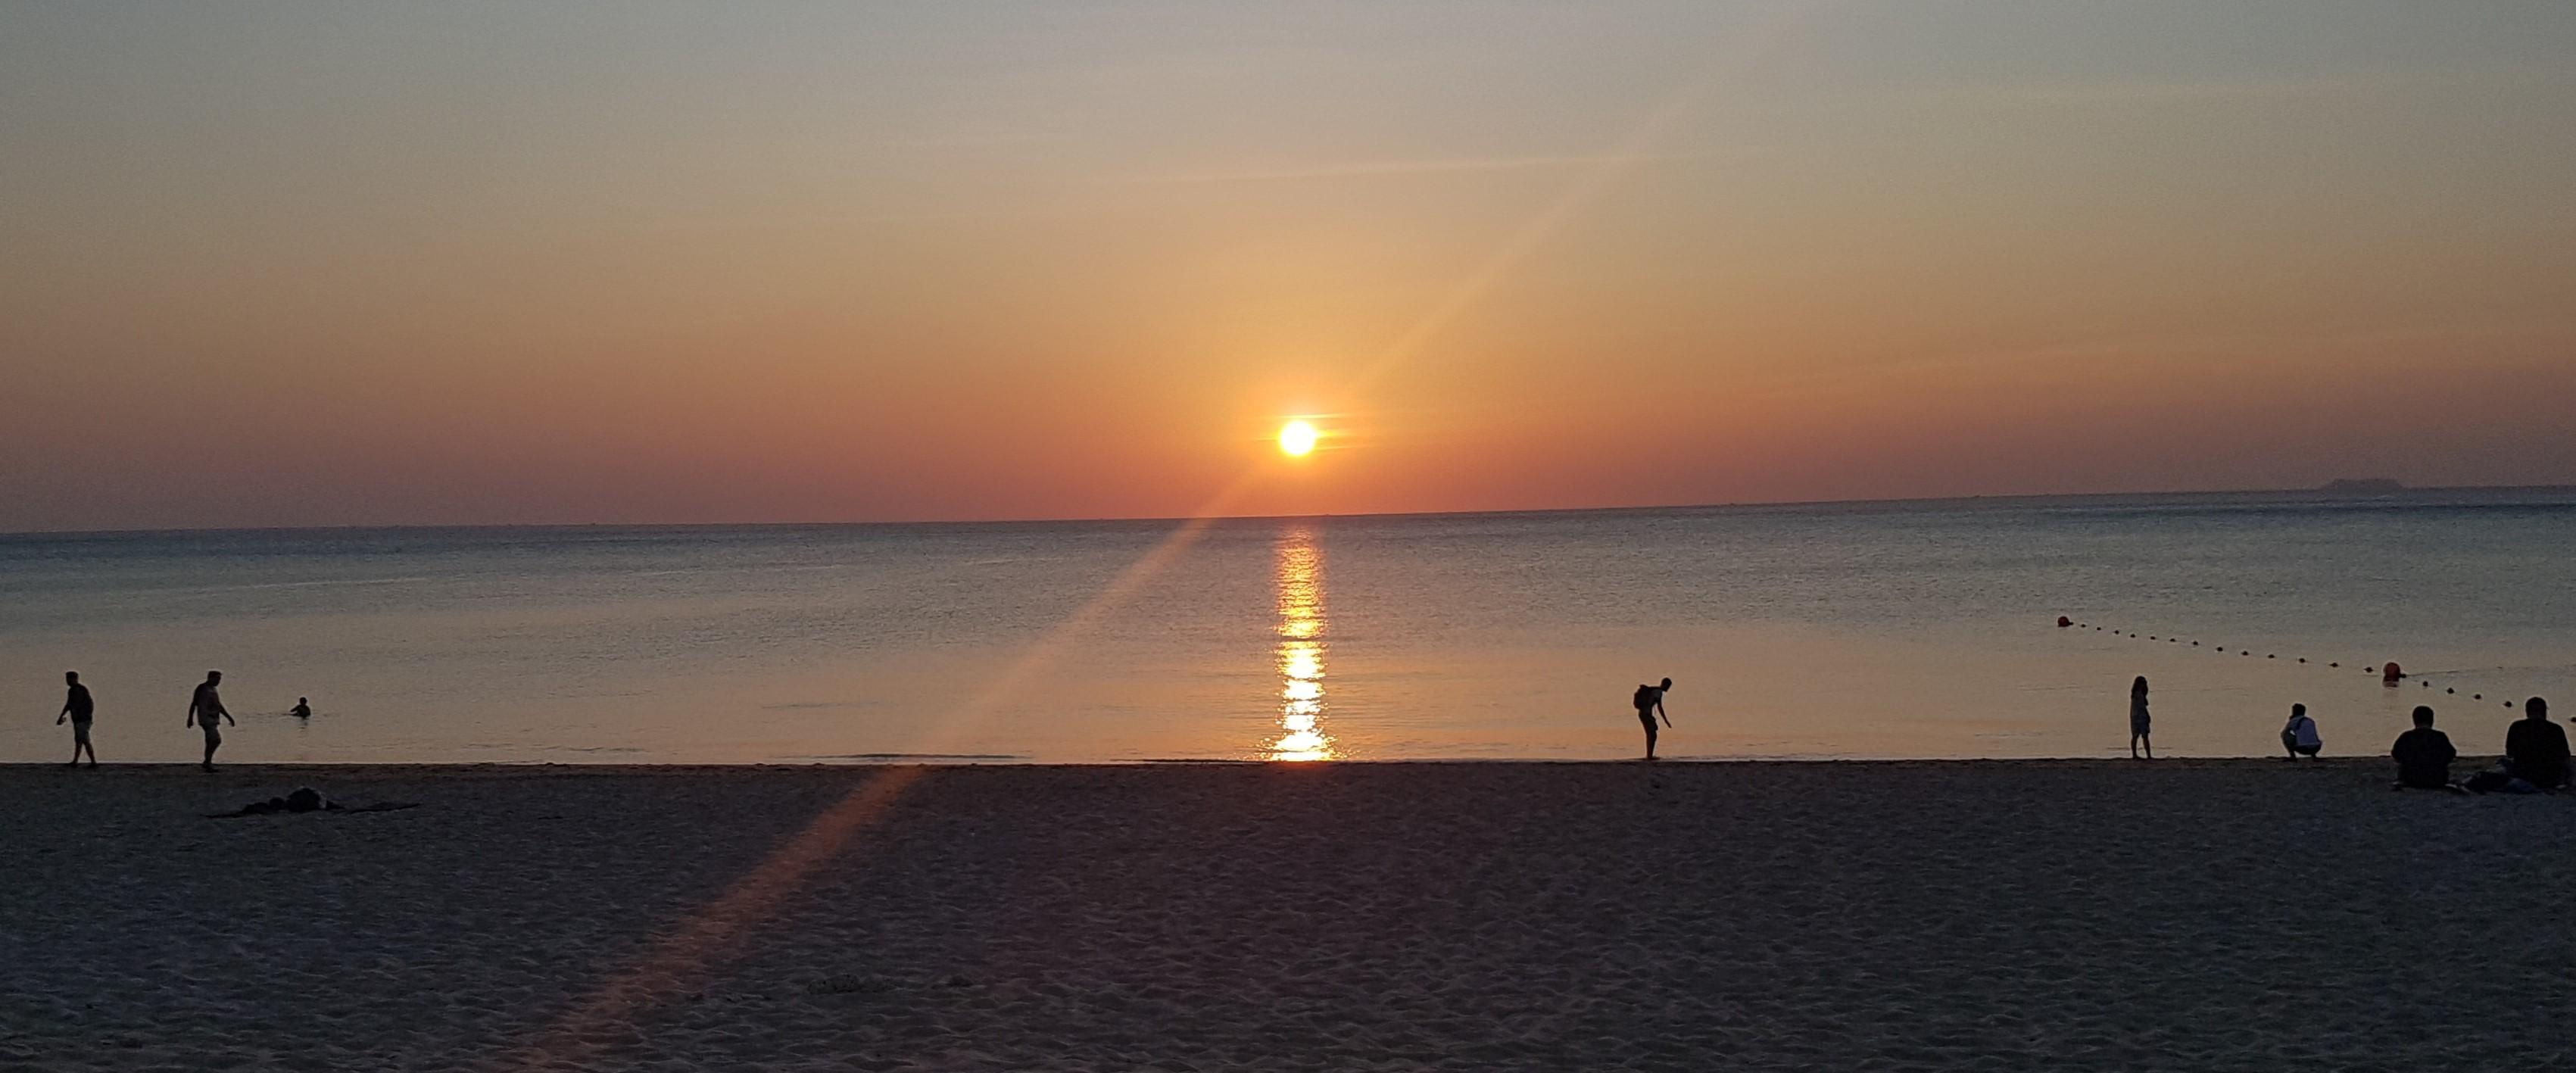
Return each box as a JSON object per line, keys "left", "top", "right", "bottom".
{"left": 4, "top": 2, "right": 2572, "bottom": 531}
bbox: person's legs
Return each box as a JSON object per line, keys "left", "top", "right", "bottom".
{"left": 1640, "top": 712, "right": 1658, "bottom": 760}
{"left": 2142, "top": 733, "right": 2153, "bottom": 760}
{"left": 201, "top": 727, "right": 220, "bottom": 771}
{"left": 73, "top": 724, "right": 94, "bottom": 766}
{"left": 2281, "top": 731, "right": 2298, "bottom": 758}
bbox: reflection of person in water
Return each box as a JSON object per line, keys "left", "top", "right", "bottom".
{"left": 1633, "top": 678, "right": 1673, "bottom": 760}
{"left": 187, "top": 671, "right": 235, "bottom": 772}
{"left": 288, "top": 697, "right": 312, "bottom": 721}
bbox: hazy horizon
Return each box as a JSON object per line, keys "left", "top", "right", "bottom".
{"left": 7, "top": 1, "right": 2572, "bottom": 532}
{"left": 8, "top": 479, "right": 2571, "bottom": 538}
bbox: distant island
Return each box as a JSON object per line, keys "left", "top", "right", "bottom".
{"left": 2319, "top": 478, "right": 2405, "bottom": 494}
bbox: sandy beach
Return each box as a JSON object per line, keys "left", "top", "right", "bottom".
{"left": 5, "top": 760, "right": 2574, "bottom": 1071}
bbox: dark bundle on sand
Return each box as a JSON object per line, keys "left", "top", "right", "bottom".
{"left": 208, "top": 787, "right": 419, "bottom": 819}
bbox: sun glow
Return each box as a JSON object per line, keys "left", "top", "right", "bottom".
{"left": 1277, "top": 420, "right": 1318, "bottom": 457}
{"left": 1270, "top": 528, "right": 1334, "bottom": 761}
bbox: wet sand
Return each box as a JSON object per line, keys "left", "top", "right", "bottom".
{"left": 5, "top": 760, "right": 2574, "bottom": 1071}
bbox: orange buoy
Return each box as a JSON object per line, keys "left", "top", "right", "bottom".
{"left": 2058, "top": 616, "right": 2072, "bottom": 628}
{"left": 2383, "top": 662, "right": 2403, "bottom": 684}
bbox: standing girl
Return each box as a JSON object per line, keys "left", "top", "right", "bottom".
{"left": 2129, "top": 676, "right": 2153, "bottom": 760}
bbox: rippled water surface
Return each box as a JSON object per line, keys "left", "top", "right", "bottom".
{"left": 5, "top": 489, "right": 2571, "bottom": 763}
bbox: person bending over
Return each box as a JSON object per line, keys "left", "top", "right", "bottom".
{"left": 1633, "top": 678, "right": 1673, "bottom": 760}
{"left": 2390, "top": 706, "right": 2456, "bottom": 790}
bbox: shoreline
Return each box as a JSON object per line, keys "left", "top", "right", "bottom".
{"left": 0, "top": 755, "right": 2441, "bottom": 780}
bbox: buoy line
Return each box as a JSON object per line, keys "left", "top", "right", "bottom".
{"left": 2055, "top": 616, "right": 2528, "bottom": 710}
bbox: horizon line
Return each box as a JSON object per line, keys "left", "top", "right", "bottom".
{"left": 8, "top": 482, "right": 2573, "bottom": 540}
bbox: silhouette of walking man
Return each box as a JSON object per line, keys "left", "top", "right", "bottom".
{"left": 187, "top": 671, "right": 235, "bottom": 772}
{"left": 58, "top": 671, "right": 98, "bottom": 768}
{"left": 1634, "top": 677, "right": 1673, "bottom": 760}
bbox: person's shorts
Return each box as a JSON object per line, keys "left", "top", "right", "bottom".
{"left": 1638, "top": 709, "right": 1658, "bottom": 726}
{"left": 200, "top": 723, "right": 222, "bottom": 746}
{"left": 2132, "top": 721, "right": 2151, "bottom": 735}
{"left": 70, "top": 719, "right": 92, "bottom": 743}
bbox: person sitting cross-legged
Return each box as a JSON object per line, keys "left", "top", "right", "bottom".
{"left": 2390, "top": 706, "right": 2457, "bottom": 791}
{"left": 2503, "top": 697, "right": 2568, "bottom": 791}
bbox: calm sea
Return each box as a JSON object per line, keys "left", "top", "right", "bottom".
{"left": 5, "top": 490, "right": 2572, "bottom": 765}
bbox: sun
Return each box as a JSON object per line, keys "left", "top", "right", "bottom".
{"left": 1277, "top": 420, "right": 1319, "bottom": 457}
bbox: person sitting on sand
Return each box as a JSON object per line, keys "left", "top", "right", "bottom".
{"left": 1633, "top": 677, "right": 1673, "bottom": 760}
{"left": 186, "top": 670, "right": 235, "bottom": 772}
{"left": 288, "top": 697, "right": 312, "bottom": 720}
{"left": 58, "top": 670, "right": 98, "bottom": 769}
{"left": 2281, "top": 703, "right": 2322, "bottom": 760}
{"left": 2128, "top": 676, "right": 2153, "bottom": 760}
{"left": 2390, "top": 706, "right": 2456, "bottom": 790}
{"left": 2503, "top": 697, "right": 2568, "bottom": 791}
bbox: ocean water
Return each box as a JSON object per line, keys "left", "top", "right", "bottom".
{"left": 5, "top": 490, "right": 2572, "bottom": 765}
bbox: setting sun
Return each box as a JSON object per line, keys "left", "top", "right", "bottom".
{"left": 1277, "top": 420, "right": 1319, "bottom": 457}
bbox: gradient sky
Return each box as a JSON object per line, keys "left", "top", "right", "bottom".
{"left": 5, "top": 1, "right": 2571, "bottom": 530}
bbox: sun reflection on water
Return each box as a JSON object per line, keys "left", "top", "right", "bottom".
{"left": 1271, "top": 527, "right": 1334, "bottom": 761}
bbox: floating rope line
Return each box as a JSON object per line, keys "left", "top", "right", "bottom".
{"left": 2054, "top": 616, "right": 2533, "bottom": 710}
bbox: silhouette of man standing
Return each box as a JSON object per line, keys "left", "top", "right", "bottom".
{"left": 187, "top": 671, "right": 235, "bottom": 772}
{"left": 58, "top": 671, "right": 97, "bottom": 768}
{"left": 1634, "top": 677, "right": 1673, "bottom": 760}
